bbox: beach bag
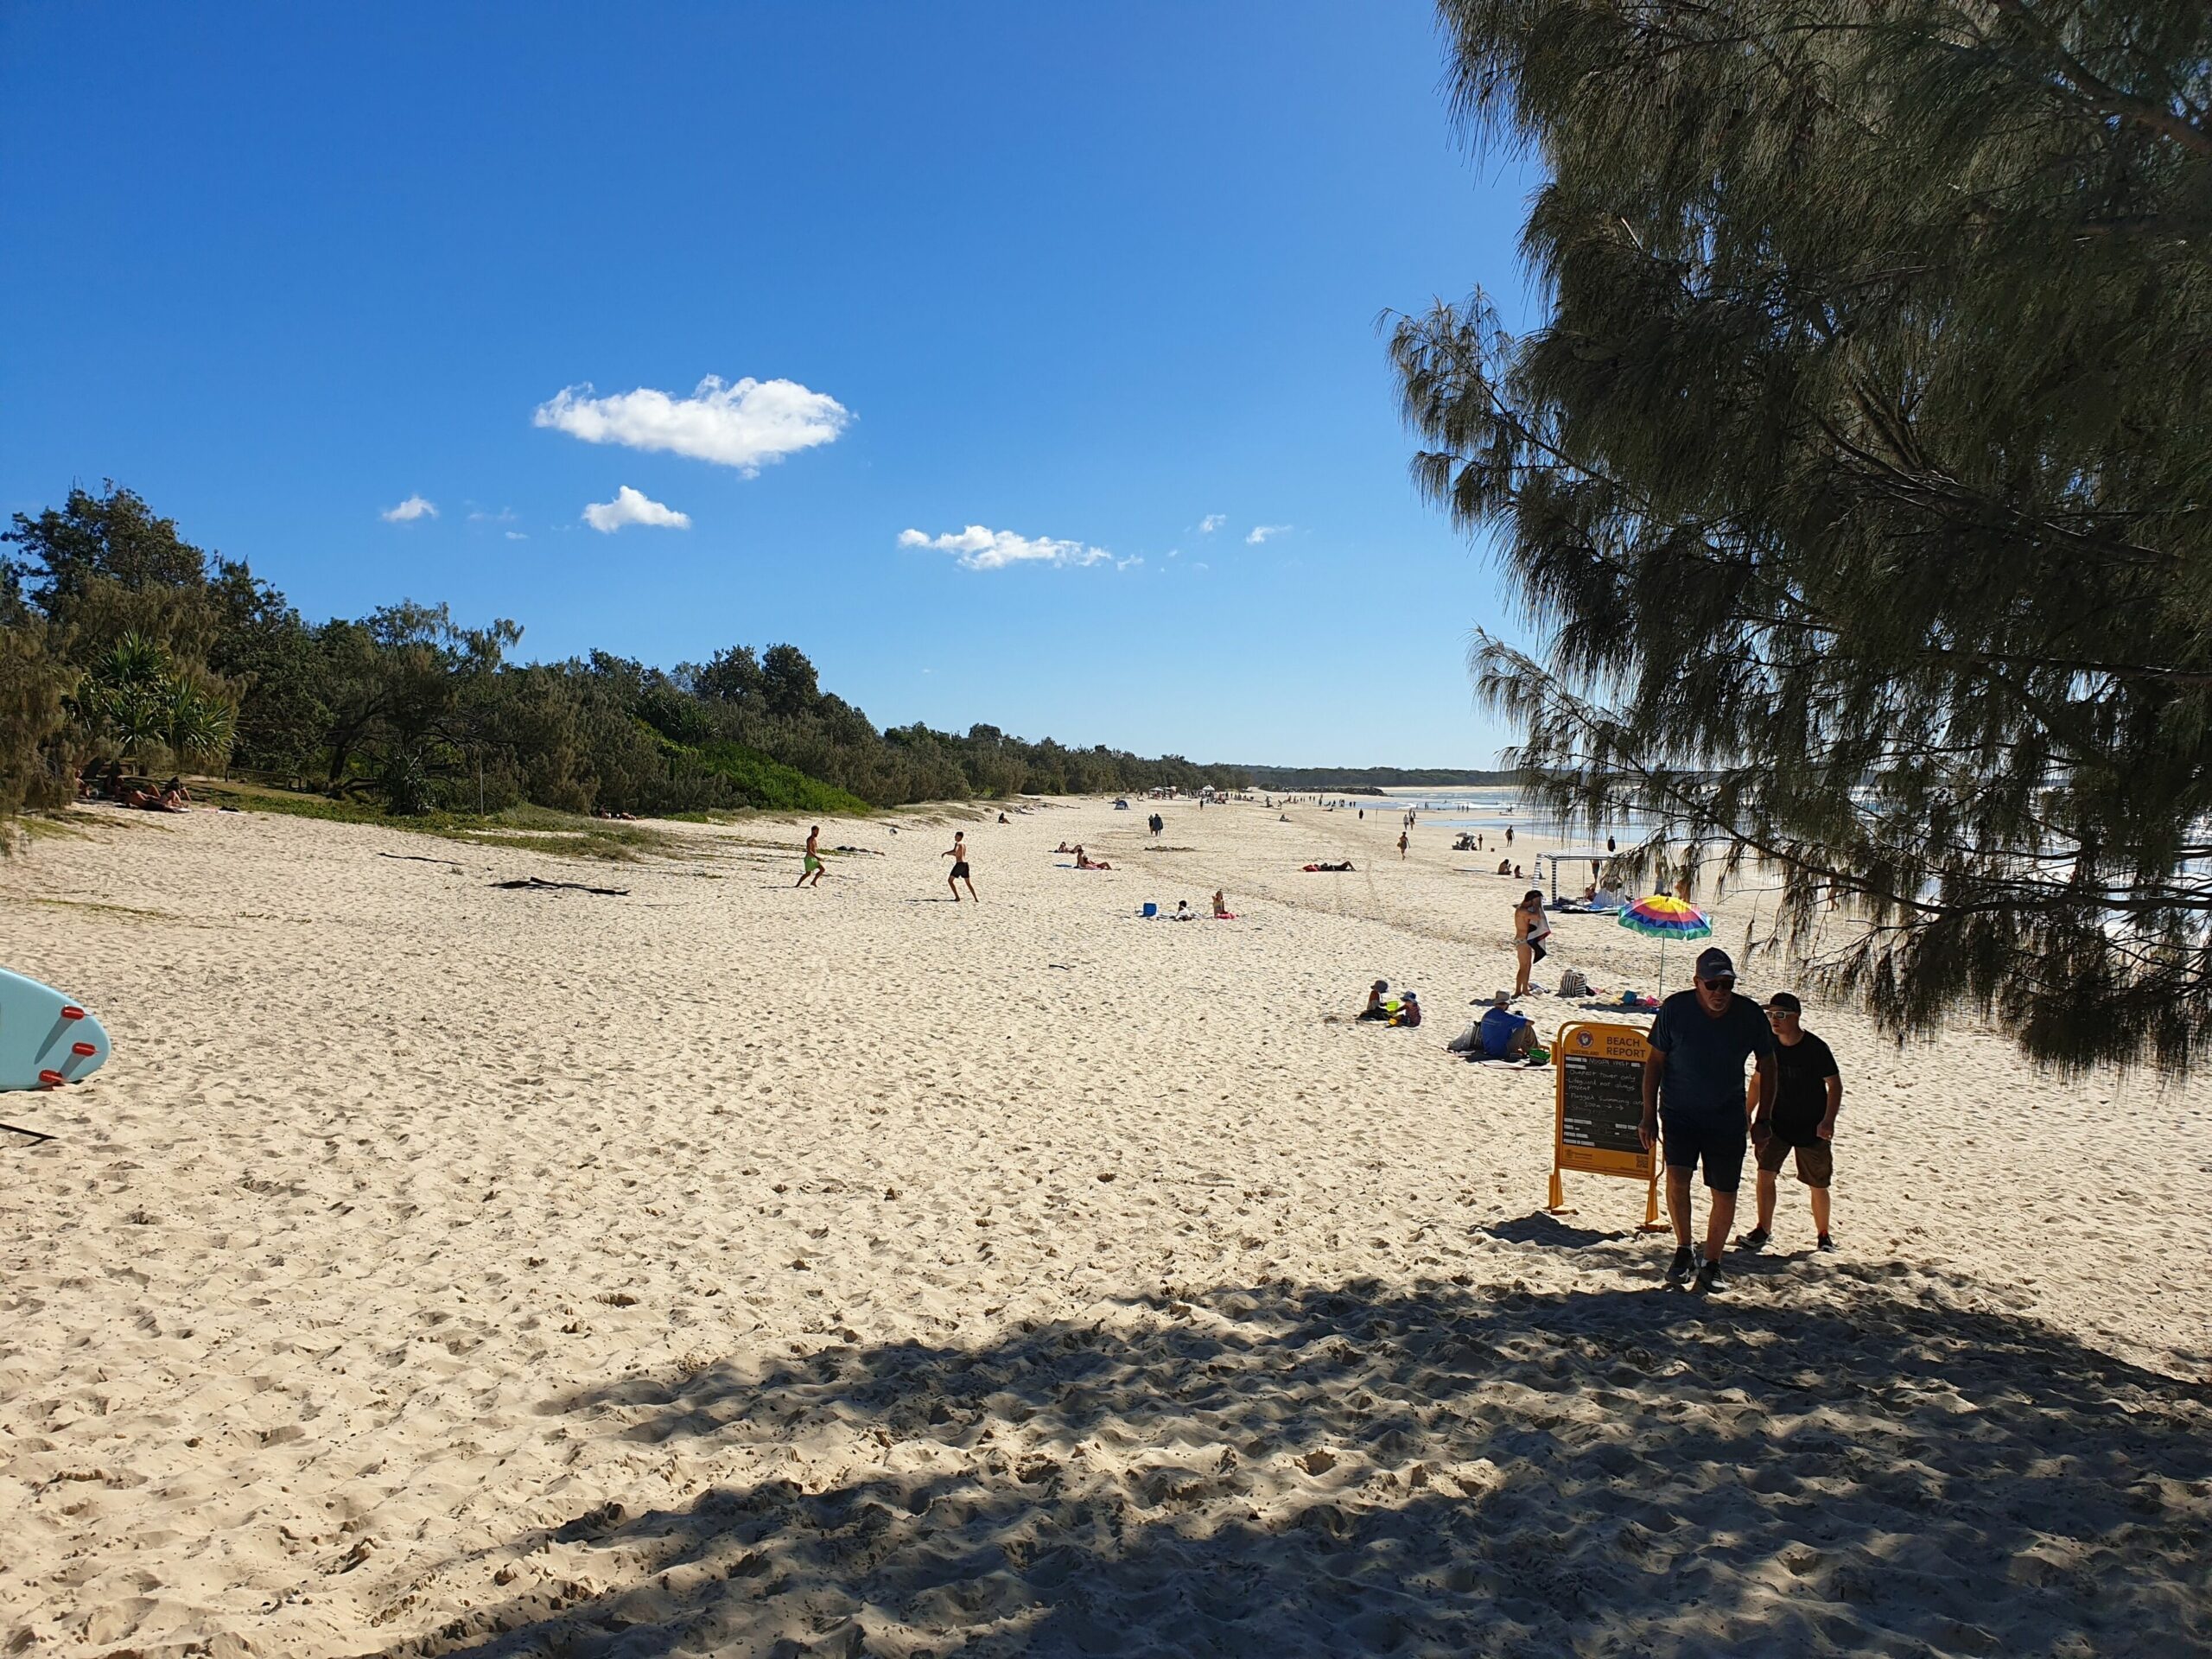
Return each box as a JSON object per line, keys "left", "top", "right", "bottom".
{"left": 1557, "top": 966, "right": 1590, "bottom": 998}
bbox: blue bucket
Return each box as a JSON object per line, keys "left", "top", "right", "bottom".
{"left": 1141, "top": 902, "right": 1159, "bottom": 918}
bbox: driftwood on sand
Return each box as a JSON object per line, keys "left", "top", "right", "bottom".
{"left": 490, "top": 876, "right": 629, "bottom": 897}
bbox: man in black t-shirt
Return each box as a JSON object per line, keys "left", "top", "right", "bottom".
{"left": 1640, "top": 948, "right": 1777, "bottom": 1293}
{"left": 1740, "top": 991, "right": 1841, "bottom": 1252}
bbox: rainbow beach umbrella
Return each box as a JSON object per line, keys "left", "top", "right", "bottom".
{"left": 1616, "top": 894, "right": 1712, "bottom": 996}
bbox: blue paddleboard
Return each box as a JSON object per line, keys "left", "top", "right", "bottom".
{"left": 0, "top": 966, "right": 111, "bottom": 1091}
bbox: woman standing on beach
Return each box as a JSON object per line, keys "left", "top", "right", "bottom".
{"left": 1514, "top": 889, "right": 1550, "bottom": 996}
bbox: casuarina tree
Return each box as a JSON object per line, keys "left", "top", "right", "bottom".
{"left": 1393, "top": 0, "right": 2212, "bottom": 1071}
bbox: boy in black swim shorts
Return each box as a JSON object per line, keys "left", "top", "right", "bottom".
{"left": 943, "top": 832, "right": 977, "bottom": 902}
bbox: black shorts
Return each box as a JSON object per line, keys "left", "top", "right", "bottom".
{"left": 950, "top": 861, "right": 971, "bottom": 880}
{"left": 1662, "top": 1111, "right": 1747, "bottom": 1192}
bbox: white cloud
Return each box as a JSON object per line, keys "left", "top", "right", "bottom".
{"left": 1198, "top": 513, "right": 1225, "bottom": 534}
{"left": 897, "top": 524, "right": 1113, "bottom": 571}
{"left": 381, "top": 494, "right": 437, "bottom": 523}
{"left": 468, "top": 506, "right": 517, "bottom": 524}
{"left": 1247, "top": 523, "right": 1290, "bottom": 544}
{"left": 505, "top": 531, "right": 528, "bottom": 541}
{"left": 582, "top": 486, "right": 691, "bottom": 534}
{"left": 534, "top": 375, "right": 850, "bottom": 474}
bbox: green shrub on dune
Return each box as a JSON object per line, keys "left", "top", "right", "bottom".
{"left": 675, "top": 740, "right": 871, "bottom": 817}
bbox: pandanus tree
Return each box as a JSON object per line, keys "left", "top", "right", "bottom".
{"left": 73, "top": 632, "right": 237, "bottom": 770}
{"left": 1395, "top": 0, "right": 2212, "bottom": 1071}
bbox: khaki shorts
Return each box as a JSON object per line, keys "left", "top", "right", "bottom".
{"left": 1755, "top": 1135, "right": 1833, "bottom": 1188}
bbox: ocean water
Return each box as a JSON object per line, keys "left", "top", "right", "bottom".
{"left": 1290, "top": 786, "right": 1639, "bottom": 845}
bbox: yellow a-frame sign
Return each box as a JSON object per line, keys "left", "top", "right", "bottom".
{"left": 1549, "top": 1021, "right": 1663, "bottom": 1229}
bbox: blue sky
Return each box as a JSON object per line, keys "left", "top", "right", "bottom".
{"left": 0, "top": 3, "right": 1543, "bottom": 768}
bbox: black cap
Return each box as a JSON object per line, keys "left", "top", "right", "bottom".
{"left": 1764, "top": 991, "right": 1802, "bottom": 1014}
{"left": 1694, "top": 947, "right": 1736, "bottom": 981}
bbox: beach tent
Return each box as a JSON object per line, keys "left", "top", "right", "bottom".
{"left": 1538, "top": 849, "right": 1619, "bottom": 906}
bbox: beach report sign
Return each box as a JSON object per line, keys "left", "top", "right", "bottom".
{"left": 1548, "top": 1021, "right": 1662, "bottom": 1228}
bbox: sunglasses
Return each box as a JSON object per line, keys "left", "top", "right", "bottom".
{"left": 1700, "top": 975, "right": 1736, "bottom": 990}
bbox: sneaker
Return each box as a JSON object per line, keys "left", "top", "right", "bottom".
{"left": 1694, "top": 1260, "right": 1726, "bottom": 1293}
{"left": 1738, "top": 1226, "right": 1770, "bottom": 1251}
{"left": 1816, "top": 1234, "right": 1837, "bottom": 1253}
{"left": 1666, "top": 1245, "right": 1696, "bottom": 1284}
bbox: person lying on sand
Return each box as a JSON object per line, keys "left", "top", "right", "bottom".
{"left": 1301, "top": 860, "right": 1355, "bottom": 872}
{"left": 1055, "top": 841, "right": 1077, "bottom": 854}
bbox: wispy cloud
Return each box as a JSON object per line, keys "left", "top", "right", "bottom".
{"left": 1247, "top": 523, "right": 1290, "bottom": 544}
{"left": 898, "top": 524, "right": 1114, "bottom": 571}
{"left": 582, "top": 486, "right": 691, "bottom": 534}
{"left": 534, "top": 375, "right": 850, "bottom": 474}
{"left": 505, "top": 531, "right": 528, "bottom": 541}
{"left": 381, "top": 494, "right": 437, "bottom": 523}
{"left": 1198, "top": 513, "right": 1225, "bottom": 534}
{"left": 468, "top": 506, "right": 517, "bottom": 524}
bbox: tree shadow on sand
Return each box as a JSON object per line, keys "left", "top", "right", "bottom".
{"left": 367, "top": 1271, "right": 2212, "bottom": 1658}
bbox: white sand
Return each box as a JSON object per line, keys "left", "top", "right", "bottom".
{"left": 3, "top": 796, "right": 2209, "bottom": 1657}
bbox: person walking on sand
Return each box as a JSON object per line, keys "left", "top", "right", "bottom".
{"left": 1398, "top": 829, "right": 1409, "bottom": 861}
{"left": 1641, "top": 948, "right": 1777, "bottom": 1293}
{"left": 943, "top": 831, "right": 977, "bottom": 902}
{"left": 796, "top": 825, "right": 826, "bottom": 887}
{"left": 1740, "top": 992, "right": 1841, "bottom": 1253}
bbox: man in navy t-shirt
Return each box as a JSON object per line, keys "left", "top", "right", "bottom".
{"left": 1640, "top": 947, "right": 1777, "bottom": 1292}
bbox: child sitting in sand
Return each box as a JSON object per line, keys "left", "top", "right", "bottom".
{"left": 1211, "top": 888, "right": 1232, "bottom": 918}
{"left": 1357, "top": 980, "right": 1392, "bottom": 1021}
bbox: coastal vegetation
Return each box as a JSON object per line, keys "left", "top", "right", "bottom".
{"left": 1397, "top": 0, "right": 2210, "bottom": 1071}
{"left": 0, "top": 484, "right": 1248, "bottom": 822}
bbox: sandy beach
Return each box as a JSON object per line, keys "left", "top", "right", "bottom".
{"left": 4, "top": 795, "right": 2209, "bottom": 1658}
